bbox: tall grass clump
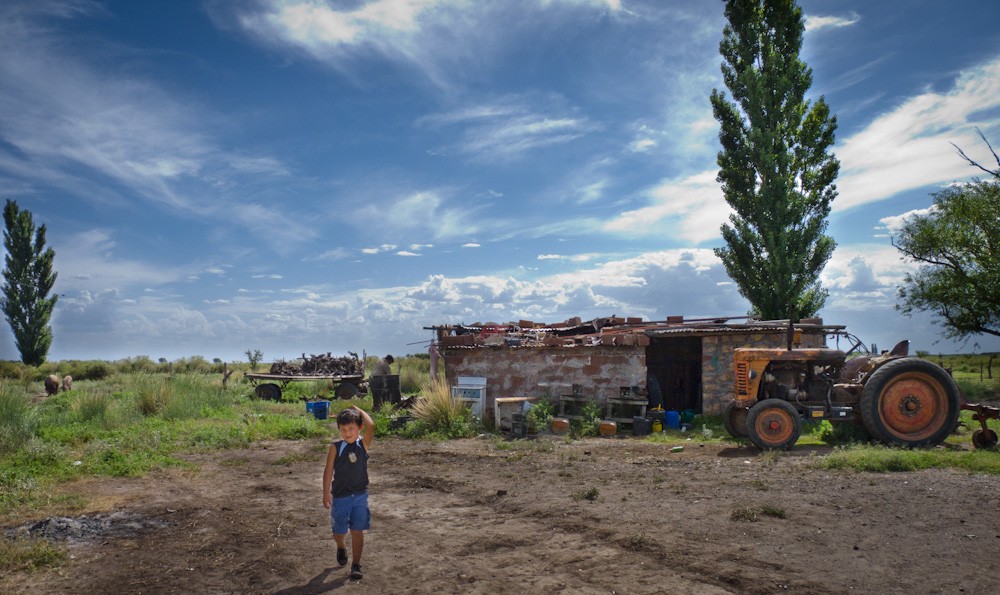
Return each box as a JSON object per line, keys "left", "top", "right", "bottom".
{"left": 0, "top": 385, "right": 37, "bottom": 455}
{"left": 407, "top": 380, "right": 477, "bottom": 439}
{"left": 160, "top": 374, "right": 231, "bottom": 420}
{"left": 131, "top": 374, "right": 173, "bottom": 416}
{"left": 72, "top": 393, "right": 110, "bottom": 425}
{"left": 399, "top": 366, "right": 423, "bottom": 395}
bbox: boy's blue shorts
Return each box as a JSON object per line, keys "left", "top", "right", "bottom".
{"left": 330, "top": 491, "right": 370, "bottom": 534}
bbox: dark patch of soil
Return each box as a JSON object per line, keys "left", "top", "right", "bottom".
{"left": 7, "top": 511, "right": 172, "bottom": 543}
{"left": 2, "top": 435, "right": 999, "bottom": 594}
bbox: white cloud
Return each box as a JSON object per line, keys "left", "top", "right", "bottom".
{"left": 537, "top": 253, "right": 596, "bottom": 262}
{"left": 603, "top": 170, "right": 730, "bottom": 244}
{"left": 462, "top": 242, "right": 481, "bottom": 248}
{"left": 351, "top": 191, "right": 482, "bottom": 241}
{"left": 820, "top": 244, "right": 914, "bottom": 309}
{"left": 309, "top": 248, "right": 353, "bottom": 261}
{"left": 361, "top": 244, "right": 399, "bottom": 255}
{"left": 876, "top": 206, "right": 937, "bottom": 235}
{"left": 419, "top": 98, "right": 598, "bottom": 161}
{"left": 0, "top": 3, "right": 308, "bottom": 245}
{"left": 543, "top": 0, "right": 623, "bottom": 11}
{"left": 53, "top": 229, "right": 189, "bottom": 292}
{"left": 627, "top": 138, "right": 656, "bottom": 153}
{"left": 396, "top": 250, "right": 421, "bottom": 256}
{"left": 836, "top": 57, "right": 1000, "bottom": 211}
{"left": 576, "top": 179, "right": 607, "bottom": 204}
{"left": 233, "top": 0, "right": 627, "bottom": 87}
{"left": 804, "top": 13, "right": 860, "bottom": 32}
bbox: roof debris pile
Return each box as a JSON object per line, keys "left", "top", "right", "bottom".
{"left": 428, "top": 316, "right": 844, "bottom": 349}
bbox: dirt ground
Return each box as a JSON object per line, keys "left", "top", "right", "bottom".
{"left": 3, "top": 432, "right": 1000, "bottom": 594}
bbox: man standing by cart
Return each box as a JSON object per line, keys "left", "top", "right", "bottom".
{"left": 370, "top": 354, "right": 394, "bottom": 377}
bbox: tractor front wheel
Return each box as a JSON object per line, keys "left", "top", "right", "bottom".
{"left": 722, "top": 400, "right": 749, "bottom": 438}
{"left": 745, "top": 398, "right": 801, "bottom": 451}
{"left": 859, "top": 358, "right": 959, "bottom": 448}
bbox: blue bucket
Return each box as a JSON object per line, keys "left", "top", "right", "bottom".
{"left": 306, "top": 400, "right": 330, "bottom": 420}
{"left": 665, "top": 410, "right": 681, "bottom": 430}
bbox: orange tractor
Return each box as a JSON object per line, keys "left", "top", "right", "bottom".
{"left": 723, "top": 334, "right": 999, "bottom": 450}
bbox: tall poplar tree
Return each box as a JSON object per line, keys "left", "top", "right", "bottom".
{"left": 2, "top": 200, "right": 58, "bottom": 366}
{"left": 710, "top": 0, "right": 839, "bottom": 320}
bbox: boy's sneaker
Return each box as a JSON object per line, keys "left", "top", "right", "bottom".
{"left": 350, "top": 563, "right": 363, "bottom": 580}
{"left": 336, "top": 548, "right": 348, "bottom": 567}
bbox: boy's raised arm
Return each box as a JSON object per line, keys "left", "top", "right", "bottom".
{"left": 354, "top": 406, "right": 374, "bottom": 449}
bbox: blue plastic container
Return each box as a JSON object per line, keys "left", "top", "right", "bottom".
{"left": 665, "top": 410, "right": 681, "bottom": 430}
{"left": 306, "top": 400, "right": 330, "bottom": 420}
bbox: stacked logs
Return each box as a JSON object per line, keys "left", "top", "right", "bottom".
{"left": 269, "top": 352, "right": 363, "bottom": 376}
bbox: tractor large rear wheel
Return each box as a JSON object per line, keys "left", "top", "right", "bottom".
{"left": 859, "top": 358, "right": 959, "bottom": 447}
{"left": 722, "top": 400, "right": 749, "bottom": 438}
{"left": 745, "top": 398, "right": 801, "bottom": 451}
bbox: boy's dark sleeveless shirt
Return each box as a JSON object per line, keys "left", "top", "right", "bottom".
{"left": 330, "top": 439, "right": 369, "bottom": 498}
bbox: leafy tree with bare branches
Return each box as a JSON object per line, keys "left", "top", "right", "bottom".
{"left": 894, "top": 133, "right": 1000, "bottom": 339}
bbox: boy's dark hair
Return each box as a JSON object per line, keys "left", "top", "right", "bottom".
{"left": 337, "top": 408, "right": 362, "bottom": 427}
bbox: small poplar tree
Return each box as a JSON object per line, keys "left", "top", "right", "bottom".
{"left": 2, "top": 200, "right": 58, "bottom": 366}
{"left": 710, "top": 0, "right": 839, "bottom": 320}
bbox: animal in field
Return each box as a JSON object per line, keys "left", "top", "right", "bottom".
{"left": 44, "top": 374, "right": 60, "bottom": 396}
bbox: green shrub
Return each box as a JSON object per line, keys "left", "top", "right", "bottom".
{"left": 0, "top": 361, "right": 26, "bottom": 380}
{"left": 174, "top": 356, "right": 212, "bottom": 374}
{"left": 117, "top": 356, "right": 158, "bottom": 374}
{"left": 0, "top": 386, "right": 37, "bottom": 455}
{"left": 807, "top": 419, "right": 871, "bottom": 445}
{"left": 571, "top": 402, "right": 602, "bottom": 438}
{"left": 525, "top": 398, "right": 554, "bottom": 432}
{"left": 371, "top": 403, "right": 397, "bottom": 437}
{"left": 79, "top": 361, "right": 112, "bottom": 381}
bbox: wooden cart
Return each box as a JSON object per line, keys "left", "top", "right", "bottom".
{"left": 244, "top": 373, "right": 367, "bottom": 401}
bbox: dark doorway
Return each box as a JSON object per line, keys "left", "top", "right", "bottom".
{"left": 646, "top": 337, "right": 702, "bottom": 412}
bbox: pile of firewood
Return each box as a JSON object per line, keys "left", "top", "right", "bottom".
{"left": 269, "top": 352, "right": 363, "bottom": 376}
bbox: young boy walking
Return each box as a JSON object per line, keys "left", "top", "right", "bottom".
{"left": 323, "top": 405, "right": 374, "bottom": 580}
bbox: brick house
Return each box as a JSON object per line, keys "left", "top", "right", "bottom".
{"left": 431, "top": 316, "right": 840, "bottom": 419}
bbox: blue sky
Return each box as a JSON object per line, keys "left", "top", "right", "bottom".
{"left": 1, "top": 0, "right": 999, "bottom": 362}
